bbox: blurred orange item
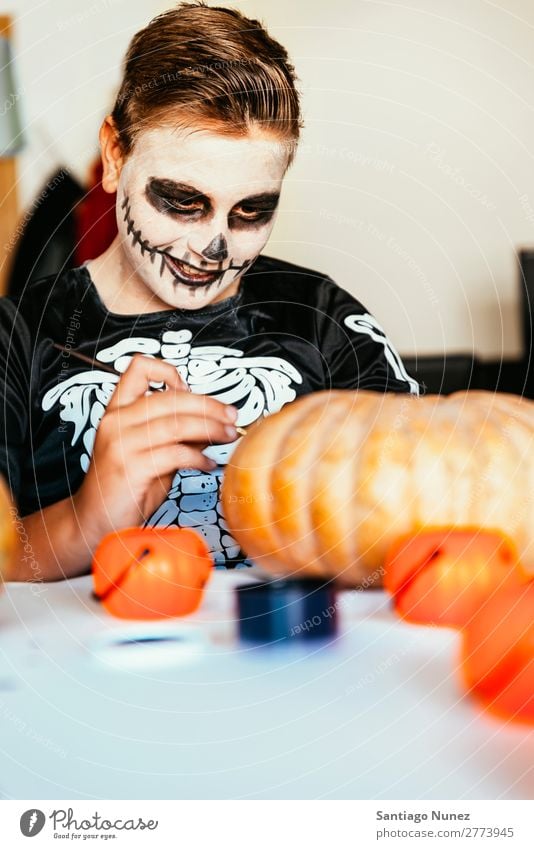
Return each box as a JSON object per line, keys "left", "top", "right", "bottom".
{"left": 462, "top": 582, "right": 534, "bottom": 724}
{"left": 92, "top": 527, "right": 213, "bottom": 620}
{"left": 384, "top": 528, "right": 524, "bottom": 628}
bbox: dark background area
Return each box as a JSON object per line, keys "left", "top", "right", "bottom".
{"left": 403, "top": 249, "right": 534, "bottom": 398}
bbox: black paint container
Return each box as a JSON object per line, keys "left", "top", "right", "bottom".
{"left": 236, "top": 578, "right": 338, "bottom": 645}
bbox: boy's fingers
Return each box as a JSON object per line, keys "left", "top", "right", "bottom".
{"left": 141, "top": 443, "right": 218, "bottom": 476}
{"left": 108, "top": 354, "right": 187, "bottom": 409}
{"left": 126, "top": 387, "right": 238, "bottom": 425}
{"left": 132, "top": 413, "right": 237, "bottom": 449}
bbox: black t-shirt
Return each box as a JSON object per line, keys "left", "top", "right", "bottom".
{"left": 0, "top": 253, "right": 419, "bottom": 569}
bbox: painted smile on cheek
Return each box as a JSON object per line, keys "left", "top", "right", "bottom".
{"left": 121, "top": 196, "right": 256, "bottom": 294}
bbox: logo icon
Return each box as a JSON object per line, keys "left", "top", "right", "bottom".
{"left": 20, "top": 809, "right": 46, "bottom": 837}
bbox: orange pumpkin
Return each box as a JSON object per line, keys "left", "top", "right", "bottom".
{"left": 461, "top": 581, "right": 534, "bottom": 724}
{"left": 384, "top": 528, "right": 525, "bottom": 627}
{"left": 222, "top": 390, "right": 534, "bottom": 585}
{"left": 92, "top": 527, "right": 213, "bottom": 619}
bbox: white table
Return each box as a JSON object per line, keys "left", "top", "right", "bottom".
{"left": 0, "top": 571, "right": 532, "bottom": 800}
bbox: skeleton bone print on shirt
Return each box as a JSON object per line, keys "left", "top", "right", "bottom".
{"left": 344, "top": 313, "right": 420, "bottom": 395}
{"left": 41, "top": 330, "right": 303, "bottom": 567}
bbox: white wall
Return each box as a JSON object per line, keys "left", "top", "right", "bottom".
{"left": 6, "top": 0, "right": 534, "bottom": 357}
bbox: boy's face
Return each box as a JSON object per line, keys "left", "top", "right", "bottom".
{"left": 114, "top": 126, "right": 289, "bottom": 310}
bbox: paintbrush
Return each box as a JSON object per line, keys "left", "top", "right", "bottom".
{"left": 51, "top": 342, "right": 247, "bottom": 436}
{"left": 53, "top": 342, "right": 121, "bottom": 377}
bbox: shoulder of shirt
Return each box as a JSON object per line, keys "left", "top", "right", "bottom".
{"left": 1, "top": 266, "right": 84, "bottom": 327}
{"left": 247, "top": 253, "right": 347, "bottom": 302}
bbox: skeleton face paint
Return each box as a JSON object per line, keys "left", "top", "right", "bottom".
{"left": 115, "top": 127, "right": 288, "bottom": 310}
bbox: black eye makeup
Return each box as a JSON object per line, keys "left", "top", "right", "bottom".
{"left": 229, "top": 193, "right": 280, "bottom": 228}
{"left": 145, "top": 177, "right": 279, "bottom": 228}
{"left": 145, "top": 178, "right": 208, "bottom": 216}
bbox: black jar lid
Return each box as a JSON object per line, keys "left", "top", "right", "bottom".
{"left": 235, "top": 578, "right": 338, "bottom": 645}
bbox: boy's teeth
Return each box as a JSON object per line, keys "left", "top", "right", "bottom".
{"left": 172, "top": 257, "right": 216, "bottom": 280}
{"left": 184, "top": 266, "right": 209, "bottom": 278}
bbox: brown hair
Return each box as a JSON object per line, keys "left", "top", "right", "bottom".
{"left": 111, "top": 2, "right": 302, "bottom": 165}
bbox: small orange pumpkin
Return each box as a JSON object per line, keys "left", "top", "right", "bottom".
{"left": 92, "top": 527, "right": 213, "bottom": 619}
{"left": 222, "top": 390, "right": 534, "bottom": 585}
{"left": 383, "top": 528, "right": 525, "bottom": 627}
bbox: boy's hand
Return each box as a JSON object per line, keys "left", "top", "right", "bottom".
{"left": 72, "top": 354, "right": 238, "bottom": 546}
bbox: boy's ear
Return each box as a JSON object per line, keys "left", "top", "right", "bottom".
{"left": 99, "top": 115, "right": 125, "bottom": 193}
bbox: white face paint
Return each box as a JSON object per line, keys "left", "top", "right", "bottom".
{"left": 115, "top": 126, "right": 288, "bottom": 310}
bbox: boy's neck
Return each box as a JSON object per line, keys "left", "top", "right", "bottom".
{"left": 85, "top": 236, "right": 170, "bottom": 315}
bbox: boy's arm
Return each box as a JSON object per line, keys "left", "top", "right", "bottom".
{"left": 0, "top": 298, "right": 98, "bottom": 582}
{"left": 7, "top": 497, "right": 97, "bottom": 583}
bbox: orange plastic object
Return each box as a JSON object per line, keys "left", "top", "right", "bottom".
{"left": 384, "top": 528, "right": 524, "bottom": 628}
{"left": 462, "top": 582, "right": 534, "bottom": 724}
{"left": 92, "top": 527, "right": 213, "bottom": 619}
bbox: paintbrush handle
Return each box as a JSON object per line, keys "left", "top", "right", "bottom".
{"left": 52, "top": 343, "right": 119, "bottom": 376}
{"left": 52, "top": 343, "right": 166, "bottom": 391}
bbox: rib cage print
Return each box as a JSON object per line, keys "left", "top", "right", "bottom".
{"left": 42, "top": 330, "right": 303, "bottom": 568}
